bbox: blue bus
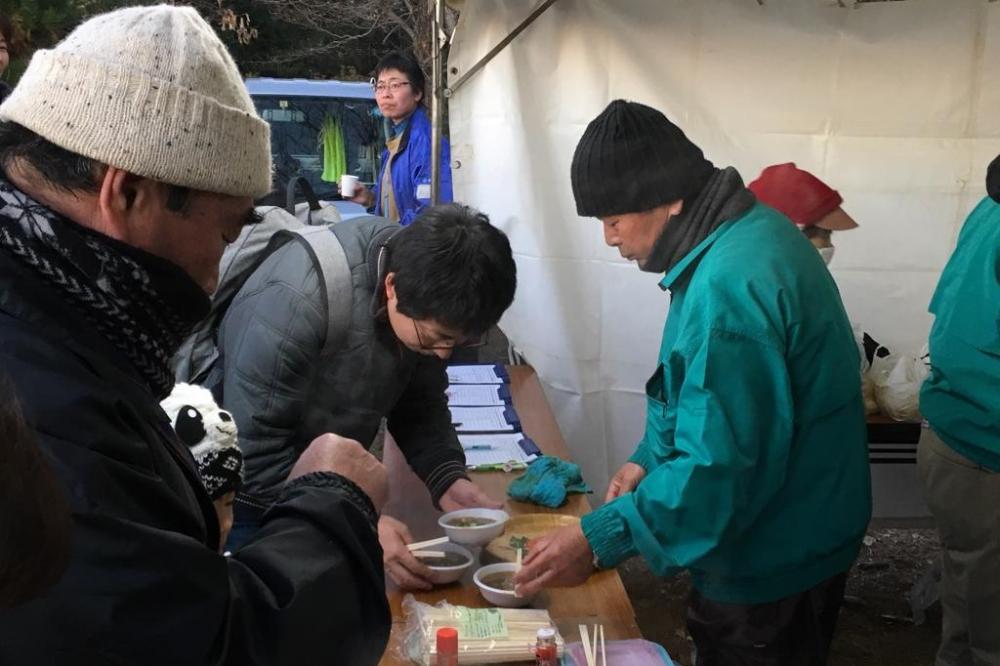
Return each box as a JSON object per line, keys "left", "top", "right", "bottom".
{"left": 246, "top": 78, "right": 382, "bottom": 205}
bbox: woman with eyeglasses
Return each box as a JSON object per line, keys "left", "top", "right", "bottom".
{"left": 348, "top": 51, "right": 453, "bottom": 226}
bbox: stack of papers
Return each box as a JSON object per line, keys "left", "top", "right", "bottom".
{"left": 446, "top": 364, "right": 530, "bottom": 469}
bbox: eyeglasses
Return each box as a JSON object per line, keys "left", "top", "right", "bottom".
{"left": 412, "top": 320, "right": 488, "bottom": 351}
{"left": 373, "top": 80, "right": 411, "bottom": 94}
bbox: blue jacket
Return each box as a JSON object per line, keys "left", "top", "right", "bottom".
{"left": 373, "top": 106, "right": 453, "bottom": 226}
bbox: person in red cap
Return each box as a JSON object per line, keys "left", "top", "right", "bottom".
{"left": 748, "top": 163, "right": 858, "bottom": 266}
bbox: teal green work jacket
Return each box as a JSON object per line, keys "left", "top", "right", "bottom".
{"left": 921, "top": 196, "right": 1000, "bottom": 471}
{"left": 581, "top": 202, "right": 872, "bottom": 604}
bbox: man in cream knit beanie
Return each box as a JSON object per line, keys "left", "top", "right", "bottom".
{"left": 0, "top": 3, "right": 271, "bottom": 295}
{"left": 0, "top": 6, "right": 392, "bottom": 665}
{"left": 1, "top": 3, "right": 271, "bottom": 199}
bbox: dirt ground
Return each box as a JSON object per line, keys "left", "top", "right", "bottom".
{"left": 619, "top": 522, "right": 943, "bottom": 665}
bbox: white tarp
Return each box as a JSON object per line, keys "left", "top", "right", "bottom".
{"left": 448, "top": 0, "right": 1000, "bottom": 499}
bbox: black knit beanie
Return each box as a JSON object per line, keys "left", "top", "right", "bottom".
{"left": 571, "top": 100, "right": 715, "bottom": 218}
{"left": 987, "top": 153, "right": 1000, "bottom": 203}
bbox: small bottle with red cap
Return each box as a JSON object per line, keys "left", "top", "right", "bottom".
{"left": 535, "top": 626, "right": 558, "bottom": 665}
{"left": 436, "top": 627, "right": 458, "bottom": 666}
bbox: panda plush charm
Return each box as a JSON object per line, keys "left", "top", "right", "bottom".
{"left": 161, "top": 383, "right": 243, "bottom": 551}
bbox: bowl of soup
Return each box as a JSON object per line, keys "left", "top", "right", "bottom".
{"left": 438, "top": 508, "right": 509, "bottom": 547}
{"left": 422, "top": 542, "right": 475, "bottom": 585}
{"left": 473, "top": 562, "right": 535, "bottom": 608}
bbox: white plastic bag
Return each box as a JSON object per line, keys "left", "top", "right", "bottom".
{"left": 853, "top": 324, "right": 879, "bottom": 415}
{"left": 861, "top": 374, "right": 879, "bottom": 416}
{"left": 868, "top": 349, "right": 929, "bottom": 422}
{"left": 852, "top": 323, "right": 870, "bottom": 375}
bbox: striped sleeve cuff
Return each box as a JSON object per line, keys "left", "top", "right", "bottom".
{"left": 424, "top": 460, "right": 470, "bottom": 509}
{"left": 282, "top": 471, "right": 378, "bottom": 530}
{"left": 580, "top": 497, "right": 638, "bottom": 569}
{"left": 628, "top": 441, "right": 659, "bottom": 473}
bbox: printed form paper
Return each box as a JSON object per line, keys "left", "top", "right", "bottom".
{"left": 459, "top": 433, "right": 539, "bottom": 467}
{"left": 446, "top": 384, "right": 508, "bottom": 406}
{"left": 450, "top": 406, "right": 515, "bottom": 432}
{"left": 446, "top": 364, "right": 505, "bottom": 384}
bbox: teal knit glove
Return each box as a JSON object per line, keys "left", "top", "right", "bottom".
{"left": 507, "top": 456, "right": 591, "bottom": 508}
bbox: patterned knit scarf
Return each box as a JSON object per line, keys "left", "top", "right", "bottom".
{"left": 0, "top": 178, "right": 209, "bottom": 398}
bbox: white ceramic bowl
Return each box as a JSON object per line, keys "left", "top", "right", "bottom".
{"left": 438, "top": 508, "right": 509, "bottom": 547}
{"left": 473, "top": 562, "right": 535, "bottom": 608}
{"left": 423, "top": 542, "right": 475, "bottom": 585}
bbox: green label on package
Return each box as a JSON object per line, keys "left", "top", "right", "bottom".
{"left": 455, "top": 607, "right": 509, "bottom": 640}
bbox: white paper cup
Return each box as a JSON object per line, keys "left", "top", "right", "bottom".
{"left": 340, "top": 174, "right": 359, "bottom": 197}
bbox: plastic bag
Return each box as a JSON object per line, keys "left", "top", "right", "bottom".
{"left": 861, "top": 374, "right": 879, "bottom": 415}
{"left": 868, "top": 349, "right": 929, "bottom": 422}
{"left": 852, "top": 324, "right": 870, "bottom": 375}
{"left": 853, "top": 325, "right": 880, "bottom": 415}
{"left": 565, "top": 639, "right": 675, "bottom": 665}
{"left": 400, "top": 594, "right": 563, "bottom": 665}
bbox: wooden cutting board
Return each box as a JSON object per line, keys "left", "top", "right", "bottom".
{"left": 484, "top": 513, "right": 581, "bottom": 563}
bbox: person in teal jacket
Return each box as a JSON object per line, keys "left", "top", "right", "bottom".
{"left": 917, "top": 157, "right": 1000, "bottom": 666}
{"left": 515, "top": 101, "right": 872, "bottom": 665}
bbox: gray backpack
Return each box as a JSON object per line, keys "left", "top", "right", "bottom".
{"left": 172, "top": 205, "right": 354, "bottom": 391}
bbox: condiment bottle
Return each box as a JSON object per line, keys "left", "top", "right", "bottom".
{"left": 436, "top": 627, "right": 458, "bottom": 666}
{"left": 535, "top": 626, "right": 558, "bottom": 665}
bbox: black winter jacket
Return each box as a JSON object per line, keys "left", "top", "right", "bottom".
{"left": 0, "top": 219, "right": 390, "bottom": 664}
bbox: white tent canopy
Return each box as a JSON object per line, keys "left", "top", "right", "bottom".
{"left": 447, "top": 0, "right": 999, "bottom": 499}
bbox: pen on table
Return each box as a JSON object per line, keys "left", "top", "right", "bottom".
{"left": 462, "top": 444, "right": 495, "bottom": 451}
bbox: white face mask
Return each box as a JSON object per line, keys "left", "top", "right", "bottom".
{"left": 818, "top": 246, "right": 836, "bottom": 266}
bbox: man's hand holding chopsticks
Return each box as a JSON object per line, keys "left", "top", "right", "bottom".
{"left": 513, "top": 523, "right": 595, "bottom": 597}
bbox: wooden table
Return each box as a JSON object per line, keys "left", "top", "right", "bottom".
{"left": 379, "top": 366, "right": 641, "bottom": 665}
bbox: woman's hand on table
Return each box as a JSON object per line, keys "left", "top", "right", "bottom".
{"left": 604, "top": 462, "right": 647, "bottom": 502}
{"left": 438, "top": 478, "right": 503, "bottom": 512}
{"left": 378, "top": 515, "right": 434, "bottom": 591}
{"left": 513, "top": 523, "right": 595, "bottom": 598}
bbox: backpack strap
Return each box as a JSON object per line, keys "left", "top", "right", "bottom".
{"left": 286, "top": 176, "right": 322, "bottom": 215}
{"left": 290, "top": 226, "right": 353, "bottom": 357}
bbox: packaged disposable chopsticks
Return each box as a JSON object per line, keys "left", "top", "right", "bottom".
{"left": 400, "top": 595, "right": 565, "bottom": 665}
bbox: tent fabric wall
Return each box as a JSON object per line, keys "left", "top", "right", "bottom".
{"left": 447, "top": 0, "right": 1000, "bottom": 500}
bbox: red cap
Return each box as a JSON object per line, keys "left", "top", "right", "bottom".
{"left": 437, "top": 627, "right": 458, "bottom": 656}
{"left": 748, "top": 162, "right": 856, "bottom": 230}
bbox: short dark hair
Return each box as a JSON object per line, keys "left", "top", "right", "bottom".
{"left": 0, "top": 15, "right": 12, "bottom": 46}
{"left": 0, "top": 121, "right": 191, "bottom": 211}
{"left": 0, "top": 121, "right": 99, "bottom": 193}
{"left": 388, "top": 203, "right": 517, "bottom": 337}
{"left": 0, "top": 377, "right": 72, "bottom": 608}
{"left": 374, "top": 51, "right": 426, "bottom": 105}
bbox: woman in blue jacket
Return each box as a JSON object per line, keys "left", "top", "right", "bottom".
{"left": 349, "top": 52, "right": 453, "bottom": 225}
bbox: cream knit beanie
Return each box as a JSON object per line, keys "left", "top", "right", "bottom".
{"left": 0, "top": 5, "right": 271, "bottom": 199}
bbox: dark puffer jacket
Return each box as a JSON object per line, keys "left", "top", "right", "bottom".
{"left": 218, "top": 216, "right": 468, "bottom": 507}
{"left": 0, "top": 216, "right": 390, "bottom": 665}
